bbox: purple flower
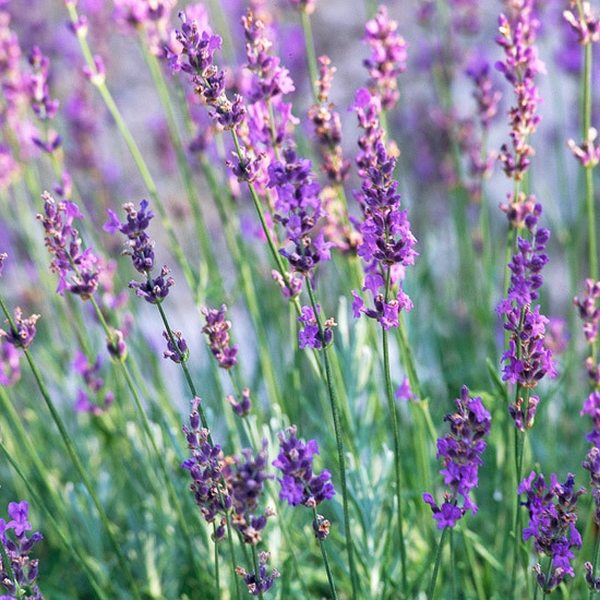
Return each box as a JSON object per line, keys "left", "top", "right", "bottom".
{"left": 574, "top": 279, "right": 600, "bottom": 345}
{"left": 128, "top": 265, "right": 174, "bottom": 304}
{"left": 162, "top": 330, "right": 189, "bottom": 363}
{"left": 351, "top": 89, "right": 417, "bottom": 329}
{"left": 395, "top": 376, "right": 415, "bottom": 401}
{"left": 169, "top": 12, "right": 245, "bottom": 130}
{"left": 37, "top": 192, "right": 101, "bottom": 299}
{"left": 235, "top": 551, "right": 280, "bottom": 597}
{"left": 268, "top": 148, "right": 332, "bottom": 278}
{"left": 227, "top": 388, "right": 252, "bottom": 417}
{"left": 0, "top": 340, "right": 20, "bottom": 386}
{"left": 0, "top": 252, "right": 6, "bottom": 277}
{"left": 182, "top": 397, "right": 230, "bottom": 542}
{"left": 582, "top": 391, "right": 600, "bottom": 447}
{"left": 583, "top": 445, "right": 600, "bottom": 524}
{"left": 519, "top": 472, "right": 583, "bottom": 593}
{"left": 495, "top": 0, "right": 545, "bottom": 182}
{"left": 423, "top": 386, "right": 491, "bottom": 529}
{"left": 308, "top": 56, "right": 350, "bottom": 184}
{"left": 568, "top": 127, "right": 600, "bottom": 168}
{"left": 0, "top": 307, "right": 40, "bottom": 350}
{"left": 0, "top": 500, "right": 43, "bottom": 599}
{"left": 297, "top": 305, "right": 336, "bottom": 350}
{"left": 225, "top": 439, "right": 274, "bottom": 545}
{"left": 104, "top": 199, "right": 155, "bottom": 274}
{"left": 363, "top": 6, "right": 407, "bottom": 110}
{"left": 242, "top": 10, "right": 294, "bottom": 104}
{"left": 498, "top": 204, "right": 556, "bottom": 389}
{"left": 273, "top": 426, "right": 336, "bottom": 514}
{"left": 201, "top": 304, "right": 238, "bottom": 370}
{"left": 563, "top": 3, "right": 600, "bottom": 45}
{"left": 72, "top": 351, "right": 114, "bottom": 415}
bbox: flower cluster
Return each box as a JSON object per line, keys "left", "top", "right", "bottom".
{"left": 37, "top": 192, "right": 101, "bottom": 299}
{"left": 297, "top": 305, "right": 336, "bottom": 350}
{"left": 574, "top": 278, "right": 600, "bottom": 345}
{"left": 162, "top": 330, "right": 189, "bottom": 364}
{"left": 227, "top": 388, "right": 252, "bottom": 417}
{"left": 241, "top": 10, "right": 294, "bottom": 104}
{"left": 351, "top": 89, "right": 417, "bottom": 330}
{"left": 182, "top": 397, "right": 230, "bottom": 542}
{"left": 363, "top": 6, "right": 407, "bottom": 110}
{"left": 563, "top": 2, "right": 600, "bottom": 45}
{"left": 73, "top": 351, "right": 114, "bottom": 415}
{"left": 225, "top": 440, "right": 274, "bottom": 545}
{"left": 268, "top": 148, "right": 332, "bottom": 277}
{"left": 235, "top": 551, "right": 280, "bottom": 597}
{"left": 105, "top": 200, "right": 174, "bottom": 304}
{"left": 423, "top": 386, "right": 491, "bottom": 529}
{"left": 497, "top": 204, "right": 556, "bottom": 390}
{"left": 273, "top": 426, "right": 335, "bottom": 510}
{"left": 568, "top": 127, "right": 600, "bottom": 168}
{"left": 0, "top": 340, "right": 20, "bottom": 386}
{"left": 0, "top": 307, "right": 40, "bottom": 350}
{"left": 495, "top": 0, "right": 544, "bottom": 181}
{"left": 201, "top": 304, "right": 238, "bottom": 370}
{"left": 169, "top": 13, "right": 245, "bottom": 130}
{"left": 308, "top": 56, "right": 350, "bottom": 184}
{"left": 0, "top": 500, "right": 44, "bottom": 599}
{"left": 519, "top": 472, "right": 583, "bottom": 593}
{"left": 26, "top": 46, "right": 60, "bottom": 154}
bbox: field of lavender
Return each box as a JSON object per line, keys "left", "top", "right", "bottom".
{"left": 0, "top": 0, "right": 598, "bottom": 598}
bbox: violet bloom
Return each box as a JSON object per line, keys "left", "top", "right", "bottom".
{"left": 288, "top": 0, "right": 316, "bottom": 14}
{"left": 497, "top": 203, "right": 556, "bottom": 393}
{"left": 162, "top": 330, "right": 189, "bottom": 364}
{"left": 104, "top": 200, "right": 174, "bottom": 305}
{"left": 363, "top": 6, "right": 408, "bottom": 110}
{"left": 308, "top": 55, "right": 350, "bottom": 185}
{"left": 423, "top": 386, "right": 491, "bottom": 529}
{"left": 225, "top": 439, "right": 274, "bottom": 545}
{"left": 574, "top": 279, "right": 600, "bottom": 345}
{"left": 227, "top": 388, "right": 252, "bottom": 417}
{"left": 568, "top": 127, "right": 600, "bottom": 168}
{"left": 0, "top": 307, "right": 40, "bottom": 350}
{"left": 495, "top": 0, "right": 545, "bottom": 182}
{"left": 235, "top": 551, "right": 280, "bottom": 597}
{"left": 27, "top": 46, "right": 60, "bottom": 155}
{"left": 169, "top": 12, "right": 245, "bottom": 130}
{"left": 351, "top": 89, "right": 417, "bottom": 330}
{"left": 201, "top": 304, "right": 238, "bottom": 370}
{"left": 273, "top": 426, "right": 335, "bottom": 509}
{"left": 72, "top": 351, "right": 114, "bottom": 415}
{"left": 519, "top": 472, "right": 583, "bottom": 593}
{"left": 0, "top": 340, "right": 21, "bottom": 386}
{"left": 182, "top": 397, "right": 230, "bottom": 542}
{"left": 297, "top": 305, "right": 336, "bottom": 350}
{"left": 563, "top": 2, "right": 600, "bottom": 45}
{"left": 268, "top": 148, "right": 332, "bottom": 280}
{"left": 0, "top": 500, "right": 44, "bottom": 599}
{"left": 37, "top": 192, "right": 101, "bottom": 299}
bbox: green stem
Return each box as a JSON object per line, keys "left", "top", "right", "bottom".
{"left": 305, "top": 278, "right": 358, "bottom": 600}
{"left": 590, "top": 531, "right": 600, "bottom": 600}
{"left": 382, "top": 267, "right": 408, "bottom": 594}
{"left": 0, "top": 296, "right": 142, "bottom": 599}
{"left": 251, "top": 545, "right": 265, "bottom": 600}
{"left": 427, "top": 526, "right": 449, "bottom": 599}
{"left": 299, "top": 9, "right": 319, "bottom": 102}
{"left": 310, "top": 506, "right": 338, "bottom": 600}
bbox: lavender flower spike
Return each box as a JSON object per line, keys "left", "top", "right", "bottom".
{"left": 0, "top": 500, "right": 44, "bottom": 599}
{"left": 423, "top": 386, "right": 491, "bottom": 529}
{"left": 273, "top": 426, "right": 336, "bottom": 508}
{"left": 201, "top": 304, "right": 238, "bottom": 370}
{"left": 519, "top": 472, "right": 584, "bottom": 593}
{"left": 236, "top": 551, "right": 280, "bottom": 597}
{"left": 0, "top": 307, "right": 40, "bottom": 350}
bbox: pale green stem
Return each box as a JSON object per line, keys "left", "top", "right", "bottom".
{"left": 383, "top": 267, "right": 408, "bottom": 593}
{"left": 305, "top": 278, "right": 359, "bottom": 600}
{"left": 427, "top": 525, "right": 449, "bottom": 599}
{"left": 299, "top": 9, "right": 319, "bottom": 102}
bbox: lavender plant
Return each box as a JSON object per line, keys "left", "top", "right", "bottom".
{"left": 0, "top": 0, "right": 598, "bottom": 597}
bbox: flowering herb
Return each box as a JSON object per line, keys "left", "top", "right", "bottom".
{"left": 423, "top": 386, "right": 491, "bottom": 529}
